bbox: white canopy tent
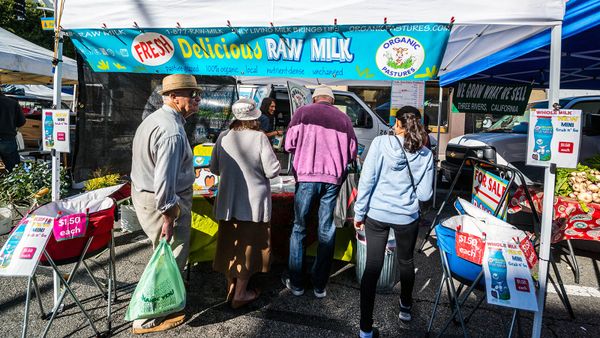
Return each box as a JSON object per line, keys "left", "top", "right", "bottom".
{"left": 56, "top": 1, "right": 567, "bottom": 337}
{"left": 0, "top": 27, "right": 77, "bottom": 85}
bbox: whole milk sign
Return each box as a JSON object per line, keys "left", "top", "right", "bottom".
{"left": 472, "top": 166, "right": 509, "bottom": 220}
{"left": 526, "top": 109, "right": 582, "bottom": 168}
{"left": 67, "top": 24, "right": 450, "bottom": 81}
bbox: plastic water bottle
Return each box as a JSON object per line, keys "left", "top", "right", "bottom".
{"left": 44, "top": 111, "right": 54, "bottom": 148}
{"left": 0, "top": 224, "right": 26, "bottom": 269}
{"left": 532, "top": 116, "right": 553, "bottom": 161}
{"left": 488, "top": 248, "right": 511, "bottom": 300}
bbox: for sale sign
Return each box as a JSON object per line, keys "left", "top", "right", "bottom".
{"left": 472, "top": 166, "right": 509, "bottom": 220}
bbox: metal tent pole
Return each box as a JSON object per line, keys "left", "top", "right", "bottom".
{"left": 532, "top": 23, "right": 562, "bottom": 338}
{"left": 51, "top": 0, "right": 65, "bottom": 307}
{"left": 433, "top": 86, "right": 443, "bottom": 207}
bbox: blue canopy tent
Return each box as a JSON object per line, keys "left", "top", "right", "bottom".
{"left": 439, "top": 0, "right": 600, "bottom": 89}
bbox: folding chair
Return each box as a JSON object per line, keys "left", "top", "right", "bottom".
{"left": 427, "top": 211, "right": 526, "bottom": 338}
{"left": 20, "top": 184, "right": 125, "bottom": 338}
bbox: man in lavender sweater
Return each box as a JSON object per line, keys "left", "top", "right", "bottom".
{"left": 282, "top": 85, "right": 358, "bottom": 298}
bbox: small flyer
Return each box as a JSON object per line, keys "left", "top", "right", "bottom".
{"left": 526, "top": 109, "right": 582, "bottom": 168}
{"left": 483, "top": 240, "right": 538, "bottom": 312}
{"left": 42, "top": 109, "right": 71, "bottom": 153}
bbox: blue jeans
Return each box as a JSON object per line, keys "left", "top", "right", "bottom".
{"left": 0, "top": 139, "right": 20, "bottom": 173}
{"left": 288, "top": 182, "right": 341, "bottom": 290}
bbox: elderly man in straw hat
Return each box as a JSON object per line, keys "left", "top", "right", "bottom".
{"left": 130, "top": 74, "right": 201, "bottom": 334}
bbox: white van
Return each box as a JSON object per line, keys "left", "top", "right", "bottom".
{"left": 271, "top": 86, "right": 390, "bottom": 158}
{"left": 441, "top": 96, "right": 600, "bottom": 185}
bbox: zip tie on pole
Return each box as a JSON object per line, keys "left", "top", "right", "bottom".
{"left": 133, "top": 21, "right": 144, "bottom": 33}
{"left": 102, "top": 23, "right": 127, "bottom": 46}
{"left": 384, "top": 17, "right": 394, "bottom": 37}
{"left": 448, "top": 16, "right": 455, "bottom": 30}
{"left": 333, "top": 18, "right": 347, "bottom": 39}
{"left": 176, "top": 22, "right": 181, "bottom": 29}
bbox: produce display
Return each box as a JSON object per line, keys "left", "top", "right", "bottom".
{"left": 555, "top": 155, "right": 600, "bottom": 209}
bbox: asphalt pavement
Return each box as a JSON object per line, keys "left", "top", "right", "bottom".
{"left": 1, "top": 204, "right": 599, "bottom": 337}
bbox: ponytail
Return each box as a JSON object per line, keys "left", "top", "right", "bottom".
{"left": 397, "top": 106, "right": 427, "bottom": 153}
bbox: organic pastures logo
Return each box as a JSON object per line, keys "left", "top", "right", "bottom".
{"left": 131, "top": 32, "right": 175, "bottom": 66}
{"left": 375, "top": 36, "right": 425, "bottom": 78}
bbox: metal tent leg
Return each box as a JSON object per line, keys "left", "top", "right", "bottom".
{"left": 566, "top": 239, "right": 580, "bottom": 284}
{"left": 21, "top": 277, "right": 33, "bottom": 338}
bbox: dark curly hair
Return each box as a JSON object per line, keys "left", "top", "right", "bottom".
{"left": 259, "top": 97, "right": 275, "bottom": 115}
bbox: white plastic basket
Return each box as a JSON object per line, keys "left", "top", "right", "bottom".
{"left": 120, "top": 204, "right": 142, "bottom": 232}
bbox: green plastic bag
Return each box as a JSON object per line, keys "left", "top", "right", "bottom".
{"left": 125, "top": 239, "right": 186, "bottom": 321}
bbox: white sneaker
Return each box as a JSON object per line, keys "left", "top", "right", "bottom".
{"left": 313, "top": 288, "right": 326, "bottom": 298}
{"left": 398, "top": 302, "right": 412, "bottom": 322}
{"left": 281, "top": 276, "right": 304, "bottom": 296}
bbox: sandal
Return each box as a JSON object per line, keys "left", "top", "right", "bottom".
{"left": 132, "top": 312, "right": 186, "bottom": 334}
{"left": 231, "top": 289, "right": 261, "bottom": 309}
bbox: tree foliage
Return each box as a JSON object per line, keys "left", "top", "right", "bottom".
{"left": 1, "top": 0, "right": 76, "bottom": 58}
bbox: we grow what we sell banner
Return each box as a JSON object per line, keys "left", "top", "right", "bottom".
{"left": 67, "top": 24, "right": 450, "bottom": 81}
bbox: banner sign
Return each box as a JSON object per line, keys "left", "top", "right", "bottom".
{"left": 483, "top": 240, "right": 538, "bottom": 312}
{"left": 42, "top": 109, "right": 70, "bottom": 153}
{"left": 472, "top": 166, "right": 509, "bottom": 220}
{"left": 67, "top": 24, "right": 450, "bottom": 81}
{"left": 390, "top": 80, "right": 425, "bottom": 126}
{"left": 453, "top": 81, "right": 532, "bottom": 115}
{"left": 526, "top": 109, "right": 582, "bottom": 169}
{"left": 0, "top": 216, "right": 54, "bottom": 277}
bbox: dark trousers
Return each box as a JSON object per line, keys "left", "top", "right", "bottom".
{"left": 0, "top": 139, "right": 20, "bottom": 173}
{"left": 360, "top": 217, "right": 420, "bottom": 332}
{"left": 289, "top": 182, "right": 340, "bottom": 290}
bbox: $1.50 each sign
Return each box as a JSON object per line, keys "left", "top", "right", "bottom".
{"left": 53, "top": 213, "right": 87, "bottom": 242}
{"left": 456, "top": 230, "right": 485, "bottom": 265}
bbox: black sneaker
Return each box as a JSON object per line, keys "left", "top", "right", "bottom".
{"left": 281, "top": 276, "right": 304, "bottom": 296}
{"left": 399, "top": 302, "right": 412, "bottom": 322}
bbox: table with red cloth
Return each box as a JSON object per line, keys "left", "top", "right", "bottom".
{"left": 509, "top": 186, "right": 600, "bottom": 243}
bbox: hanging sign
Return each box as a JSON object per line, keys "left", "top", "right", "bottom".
{"left": 456, "top": 231, "right": 485, "bottom": 265}
{"left": 42, "top": 109, "right": 70, "bottom": 153}
{"left": 390, "top": 80, "right": 425, "bottom": 126}
{"left": 526, "top": 109, "right": 582, "bottom": 169}
{"left": 472, "top": 166, "right": 509, "bottom": 220}
{"left": 0, "top": 216, "right": 54, "bottom": 277}
{"left": 483, "top": 240, "right": 538, "bottom": 312}
{"left": 67, "top": 24, "right": 450, "bottom": 81}
{"left": 41, "top": 17, "right": 55, "bottom": 31}
{"left": 53, "top": 213, "right": 88, "bottom": 242}
{"left": 453, "top": 81, "right": 532, "bottom": 115}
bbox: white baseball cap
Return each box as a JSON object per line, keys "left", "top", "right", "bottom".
{"left": 312, "top": 85, "right": 334, "bottom": 100}
{"left": 232, "top": 98, "right": 261, "bottom": 120}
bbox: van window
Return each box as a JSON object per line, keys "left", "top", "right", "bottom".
{"left": 570, "top": 100, "right": 600, "bottom": 136}
{"left": 334, "top": 94, "right": 372, "bottom": 128}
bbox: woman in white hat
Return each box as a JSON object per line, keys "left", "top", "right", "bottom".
{"left": 210, "top": 98, "right": 281, "bottom": 309}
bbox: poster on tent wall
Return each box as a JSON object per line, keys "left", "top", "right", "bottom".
{"left": 67, "top": 24, "right": 450, "bottom": 81}
{"left": 287, "top": 81, "right": 312, "bottom": 114}
{"left": 482, "top": 240, "right": 538, "bottom": 312}
{"left": 42, "top": 109, "right": 70, "bottom": 153}
{"left": 453, "top": 81, "right": 532, "bottom": 115}
{"left": 390, "top": 81, "right": 425, "bottom": 126}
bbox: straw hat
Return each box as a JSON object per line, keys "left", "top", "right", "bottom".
{"left": 232, "top": 98, "right": 261, "bottom": 121}
{"left": 313, "top": 84, "right": 334, "bottom": 99}
{"left": 159, "top": 74, "right": 202, "bottom": 95}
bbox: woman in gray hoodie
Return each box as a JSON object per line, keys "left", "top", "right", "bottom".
{"left": 354, "top": 106, "right": 434, "bottom": 338}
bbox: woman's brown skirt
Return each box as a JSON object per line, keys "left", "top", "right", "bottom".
{"left": 213, "top": 219, "right": 271, "bottom": 280}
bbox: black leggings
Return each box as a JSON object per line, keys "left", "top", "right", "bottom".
{"left": 360, "top": 217, "right": 420, "bottom": 332}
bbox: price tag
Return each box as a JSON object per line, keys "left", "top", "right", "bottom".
{"left": 456, "top": 231, "right": 485, "bottom": 265}
{"left": 519, "top": 237, "right": 538, "bottom": 269}
{"left": 53, "top": 213, "right": 87, "bottom": 241}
